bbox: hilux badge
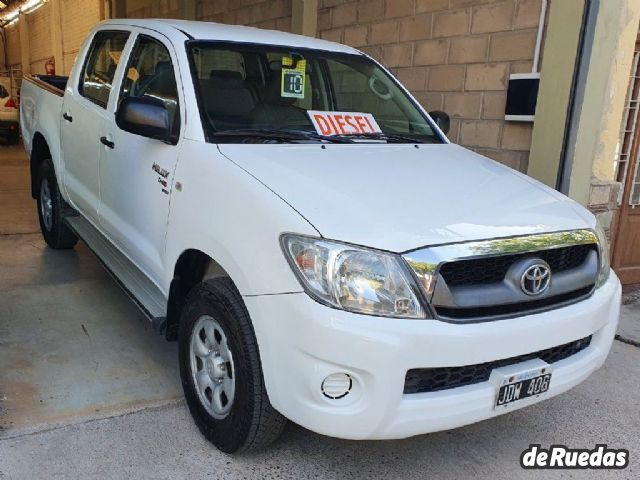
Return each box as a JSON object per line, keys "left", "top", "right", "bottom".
{"left": 152, "top": 163, "right": 170, "bottom": 178}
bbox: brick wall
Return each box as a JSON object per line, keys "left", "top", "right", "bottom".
{"left": 317, "top": 0, "right": 543, "bottom": 172}
{"left": 127, "top": 0, "right": 179, "bottom": 18}
{"left": 1, "top": 1, "right": 102, "bottom": 75}
{"left": 2, "top": 0, "right": 542, "bottom": 170}
{"left": 4, "top": 23, "right": 21, "bottom": 69}
{"left": 61, "top": 0, "right": 103, "bottom": 74}
{"left": 125, "top": 0, "right": 293, "bottom": 31}
{"left": 27, "top": 2, "right": 53, "bottom": 73}
{"left": 197, "top": 0, "right": 292, "bottom": 32}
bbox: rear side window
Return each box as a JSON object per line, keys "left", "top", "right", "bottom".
{"left": 79, "top": 30, "right": 130, "bottom": 108}
{"left": 119, "top": 35, "right": 180, "bottom": 136}
{"left": 0, "top": 84, "right": 8, "bottom": 98}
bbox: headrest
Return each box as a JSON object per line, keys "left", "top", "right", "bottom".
{"left": 155, "top": 61, "right": 172, "bottom": 74}
{"left": 209, "top": 70, "right": 245, "bottom": 88}
{"left": 269, "top": 59, "right": 312, "bottom": 73}
{"left": 264, "top": 76, "right": 296, "bottom": 106}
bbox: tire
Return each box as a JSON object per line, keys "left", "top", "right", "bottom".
{"left": 36, "top": 160, "right": 78, "bottom": 249}
{"left": 179, "top": 278, "right": 286, "bottom": 454}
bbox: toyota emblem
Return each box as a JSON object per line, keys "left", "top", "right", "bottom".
{"left": 520, "top": 262, "right": 551, "bottom": 296}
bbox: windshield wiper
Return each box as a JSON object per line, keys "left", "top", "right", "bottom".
{"left": 336, "top": 132, "right": 437, "bottom": 144}
{"left": 212, "top": 128, "right": 353, "bottom": 144}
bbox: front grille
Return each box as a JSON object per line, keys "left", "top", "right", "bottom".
{"left": 404, "top": 336, "right": 592, "bottom": 394}
{"left": 436, "top": 285, "right": 594, "bottom": 320}
{"left": 439, "top": 244, "right": 596, "bottom": 287}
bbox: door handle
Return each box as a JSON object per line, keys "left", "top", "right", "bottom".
{"left": 100, "top": 136, "right": 115, "bottom": 149}
{"left": 62, "top": 112, "right": 73, "bottom": 122}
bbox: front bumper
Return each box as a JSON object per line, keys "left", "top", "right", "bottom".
{"left": 244, "top": 273, "right": 621, "bottom": 440}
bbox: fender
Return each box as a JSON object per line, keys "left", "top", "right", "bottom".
{"left": 163, "top": 139, "right": 316, "bottom": 297}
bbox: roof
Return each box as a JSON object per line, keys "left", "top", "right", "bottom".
{"left": 101, "top": 18, "right": 361, "bottom": 55}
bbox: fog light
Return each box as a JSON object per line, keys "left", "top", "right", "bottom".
{"left": 321, "top": 373, "right": 352, "bottom": 399}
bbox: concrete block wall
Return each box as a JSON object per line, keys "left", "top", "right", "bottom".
{"left": 1, "top": 0, "right": 542, "bottom": 171}
{"left": 197, "top": 0, "right": 293, "bottom": 32}
{"left": 317, "top": 0, "right": 543, "bottom": 172}
{"left": 27, "top": 2, "right": 52, "bottom": 73}
{"left": 128, "top": 0, "right": 180, "bottom": 19}
{"left": 4, "top": 23, "right": 21, "bottom": 69}
{"left": 589, "top": 181, "right": 620, "bottom": 238}
{"left": 126, "top": 1, "right": 292, "bottom": 32}
{"left": 61, "top": 0, "right": 103, "bottom": 74}
{"left": 1, "top": 0, "right": 102, "bottom": 75}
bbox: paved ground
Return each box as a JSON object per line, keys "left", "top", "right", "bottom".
{"left": 1, "top": 340, "right": 638, "bottom": 480}
{"left": 618, "top": 303, "right": 640, "bottom": 346}
{"left": 1, "top": 144, "right": 639, "bottom": 479}
{"left": 0, "top": 145, "right": 181, "bottom": 435}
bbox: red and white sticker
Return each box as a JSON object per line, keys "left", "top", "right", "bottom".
{"left": 307, "top": 111, "right": 382, "bottom": 136}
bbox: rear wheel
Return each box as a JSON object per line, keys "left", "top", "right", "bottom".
{"left": 36, "top": 160, "right": 78, "bottom": 249}
{"left": 179, "top": 278, "right": 286, "bottom": 453}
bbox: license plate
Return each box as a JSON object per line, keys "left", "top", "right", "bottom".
{"left": 495, "top": 373, "right": 551, "bottom": 407}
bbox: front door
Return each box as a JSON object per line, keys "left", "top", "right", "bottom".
{"left": 61, "top": 29, "right": 130, "bottom": 223}
{"left": 98, "top": 31, "right": 183, "bottom": 284}
{"left": 613, "top": 41, "right": 640, "bottom": 284}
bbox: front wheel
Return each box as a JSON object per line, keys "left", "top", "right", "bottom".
{"left": 36, "top": 160, "right": 78, "bottom": 249}
{"left": 179, "top": 278, "right": 286, "bottom": 454}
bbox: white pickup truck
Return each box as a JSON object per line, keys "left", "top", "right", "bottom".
{"left": 21, "top": 19, "right": 621, "bottom": 453}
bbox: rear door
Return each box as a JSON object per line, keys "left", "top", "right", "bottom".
{"left": 98, "top": 31, "right": 184, "bottom": 283}
{"left": 61, "top": 29, "right": 130, "bottom": 223}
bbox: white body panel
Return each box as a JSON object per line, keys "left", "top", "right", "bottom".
{"left": 244, "top": 273, "right": 620, "bottom": 439}
{"left": 60, "top": 93, "right": 106, "bottom": 223}
{"left": 20, "top": 80, "right": 63, "bottom": 164}
{"left": 218, "top": 143, "right": 595, "bottom": 252}
{"left": 20, "top": 18, "right": 622, "bottom": 442}
{"left": 98, "top": 28, "right": 185, "bottom": 283}
{"left": 163, "top": 139, "right": 317, "bottom": 296}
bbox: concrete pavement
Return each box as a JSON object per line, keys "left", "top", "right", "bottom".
{"left": 1, "top": 340, "right": 639, "bottom": 479}
{"left": 0, "top": 145, "right": 181, "bottom": 435}
{"left": 1, "top": 144, "right": 639, "bottom": 479}
{"left": 618, "top": 303, "right": 640, "bottom": 346}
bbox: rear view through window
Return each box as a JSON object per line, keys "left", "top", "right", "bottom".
{"left": 79, "top": 30, "right": 130, "bottom": 108}
{"left": 120, "top": 35, "right": 180, "bottom": 138}
{"left": 187, "top": 42, "right": 442, "bottom": 143}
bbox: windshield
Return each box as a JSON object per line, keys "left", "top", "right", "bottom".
{"left": 187, "top": 41, "right": 444, "bottom": 144}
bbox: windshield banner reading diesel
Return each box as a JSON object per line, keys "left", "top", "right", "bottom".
{"left": 308, "top": 111, "right": 382, "bottom": 136}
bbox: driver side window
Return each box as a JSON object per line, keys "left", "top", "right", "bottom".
{"left": 119, "top": 35, "right": 180, "bottom": 136}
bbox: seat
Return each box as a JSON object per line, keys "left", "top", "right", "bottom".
{"left": 143, "top": 61, "right": 176, "bottom": 98}
{"left": 251, "top": 76, "right": 311, "bottom": 130}
{"left": 201, "top": 70, "right": 257, "bottom": 130}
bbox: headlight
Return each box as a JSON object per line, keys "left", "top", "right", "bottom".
{"left": 281, "top": 234, "right": 427, "bottom": 318}
{"left": 594, "top": 221, "right": 610, "bottom": 287}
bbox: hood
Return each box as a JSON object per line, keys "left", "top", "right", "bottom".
{"left": 218, "top": 143, "right": 595, "bottom": 252}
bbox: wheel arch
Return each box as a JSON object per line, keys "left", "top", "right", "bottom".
{"left": 165, "top": 248, "right": 234, "bottom": 341}
{"left": 30, "top": 132, "right": 52, "bottom": 198}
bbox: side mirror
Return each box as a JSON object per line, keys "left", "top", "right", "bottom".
{"left": 116, "top": 96, "right": 171, "bottom": 143}
{"left": 429, "top": 110, "right": 450, "bottom": 135}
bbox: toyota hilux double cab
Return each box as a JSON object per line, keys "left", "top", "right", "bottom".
{"left": 20, "top": 19, "right": 621, "bottom": 453}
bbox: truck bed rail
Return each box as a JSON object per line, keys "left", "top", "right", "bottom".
{"left": 23, "top": 74, "right": 68, "bottom": 97}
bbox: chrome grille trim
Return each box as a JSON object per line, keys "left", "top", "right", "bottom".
{"left": 402, "top": 229, "right": 600, "bottom": 322}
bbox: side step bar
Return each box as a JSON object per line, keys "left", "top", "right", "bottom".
{"left": 65, "top": 215, "right": 167, "bottom": 331}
